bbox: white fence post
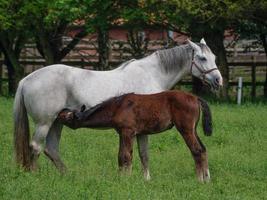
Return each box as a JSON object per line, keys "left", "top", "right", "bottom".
{"left": 237, "top": 77, "right": 243, "bottom": 105}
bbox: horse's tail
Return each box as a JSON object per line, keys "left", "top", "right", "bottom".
{"left": 198, "top": 97, "right": 212, "bottom": 136}
{"left": 13, "top": 80, "right": 31, "bottom": 170}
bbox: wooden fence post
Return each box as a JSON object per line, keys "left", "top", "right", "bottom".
{"left": 251, "top": 56, "right": 256, "bottom": 101}
{"left": 237, "top": 77, "right": 243, "bottom": 105}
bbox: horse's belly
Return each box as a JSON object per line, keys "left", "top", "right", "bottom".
{"left": 147, "top": 120, "right": 173, "bottom": 134}
{"left": 137, "top": 113, "right": 173, "bottom": 134}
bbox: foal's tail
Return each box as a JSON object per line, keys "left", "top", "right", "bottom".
{"left": 198, "top": 98, "right": 212, "bottom": 136}
{"left": 13, "top": 80, "right": 31, "bottom": 170}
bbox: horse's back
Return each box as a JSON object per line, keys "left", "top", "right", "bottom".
{"left": 121, "top": 91, "right": 199, "bottom": 124}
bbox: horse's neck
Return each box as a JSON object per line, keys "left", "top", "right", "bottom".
{"left": 142, "top": 45, "right": 192, "bottom": 89}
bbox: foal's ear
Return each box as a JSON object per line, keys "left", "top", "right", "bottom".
{"left": 187, "top": 39, "right": 202, "bottom": 54}
{"left": 80, "top": 105, "right": 86, "bottom": 112}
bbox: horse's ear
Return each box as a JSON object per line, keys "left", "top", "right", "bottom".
{"left": 200, "top": 38, "right": 206, "bottom": 45}
{"left": 187, "top": 39, "right": 202, "bottom": 54}
{"left": 80, "top": 105, "right": 86, "bottom": 112}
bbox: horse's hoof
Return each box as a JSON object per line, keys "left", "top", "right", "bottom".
{"left": 144, "top": 171, "right": 151, "bottom": 181}
{"left": 59, "top": 166, "right": 67, "bottom": 175}
{"left": 30, "top": 162, "right": 39, "bottom": 172}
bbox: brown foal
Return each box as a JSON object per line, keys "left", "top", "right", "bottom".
{"left": 57, "top": 90, "right": 212, "bottom": 182}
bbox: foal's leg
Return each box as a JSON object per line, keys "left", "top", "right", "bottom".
{"left": 30, "top": 122, "right": 52, "bottom": 170}
{"left": 44, "top": 120, "right": 66, "bottom": 173}
{"left": 137, "top": 134, "right": 151, "bottom": 180}
{"left": 179, "top": 129, "right": 210, "bottom": 182}
{"left": 196, "top": 134, "right": 210, "bottom": 181}
{"left": 118, "top": 129, "right": 134, "bottom": 175}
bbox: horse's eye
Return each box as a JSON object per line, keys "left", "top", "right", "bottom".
{"left": 199, "top": 56, "right": 207, "bottom": 61}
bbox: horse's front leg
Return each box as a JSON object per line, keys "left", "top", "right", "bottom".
{"left": 118, "top": 129, "right": 134, "bottom": 175}
{"left": 137, "top": 134, "right": 151, "bottom": 181}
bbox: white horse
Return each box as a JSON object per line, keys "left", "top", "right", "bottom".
{"left": 14, "top": 39, "right": 222, "bottom": 179}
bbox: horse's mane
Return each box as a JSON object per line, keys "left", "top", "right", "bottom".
{"left": 155, "top": 44, "right": 192, "bottom": 73}
{"left": 117, "top": 43, "right": 209, "bottom": 74}
{"left": 155, "top": 43, "right": 208, "bottom": 73}
{"left": 117, "top": 59, "right": 136, "bottom": 70}
{"left": 83, "top": 93, "right": 134, "bottom": 117}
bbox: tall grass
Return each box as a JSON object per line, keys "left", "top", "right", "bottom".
{"left": 0, "top": 97, "right": 266, "bottom": 199}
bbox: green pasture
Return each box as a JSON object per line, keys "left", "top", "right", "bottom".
{"left": 0, "top": 97, "right": 267, "bottom": 199}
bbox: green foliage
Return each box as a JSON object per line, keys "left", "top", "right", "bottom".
{"left": 234, "top": 0, "right": 267, "bottom": 40}
{"left": 18, "top": 0, "right": 87, "bottom": 30}
{"left": 150, "top": 0, "right": 237, "bottom": 34}
{"left": 0, "top": 0, "right": 27, "bottom": 30}
{"left": 1, "top": 97, "right": 267, "bottom": 199}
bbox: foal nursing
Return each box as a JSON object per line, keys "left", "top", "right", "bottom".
{"left": 58, "top": 90, "right": 212, "bottom": 182}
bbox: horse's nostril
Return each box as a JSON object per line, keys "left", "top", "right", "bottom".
{"left": 214, "top": 77, "right": 220, "bottom": 85}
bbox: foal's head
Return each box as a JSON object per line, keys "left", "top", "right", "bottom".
{"left": 57, "top": 105, "right": 86, "bottom": 128}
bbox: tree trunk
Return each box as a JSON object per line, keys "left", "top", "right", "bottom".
{"left": 36, "top": 29, "right": 56, "bottom": 65}
{"left": 35, "top": 24, "right": 87, "bottom": 66}
{"left": 0, "top": 37, "right": 23, "bottom": 95}
{"left": 260, "top": 34, "right": 267, "bottom": 98}
{"left": 97, "top": 28, "right": 109, "bottom": 71}
{"left": 192, "top": 77, "right": 211, "bottom": 96}
{"left": 5, "top": 58, "right": 16, "bottom": 95}
{"left": 4, "top": 53, "right": 23, "bottom": 95}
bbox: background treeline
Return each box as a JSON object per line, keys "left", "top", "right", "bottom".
{"left": 0, "top": 0, "right": 266, "bottom": 100}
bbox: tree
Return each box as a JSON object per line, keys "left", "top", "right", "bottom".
{"left": 125, "top": 29, "right": 149, "bottom": 59}
{"left": 120, "top": 1, "right": 151, "bottom": 59}
{"left": 22, "top": 0, "right": 89, "bottom": 65}
{"left": 144, "top": 0, "right": 249, "bottom": 99}
{"left": 84, "top": 0, "right": 132, "bottom": 70}
{"left": 33, "top": 0, "right": 127, "bottom": 70}
{"left": 0, "top": 0, "right": 92, "bottom": 94}
{"left": 235, "top": 0, "right": 267, "bottom": 98}
{"left": 0, "top": 0, "right": 29, "bottom": 94}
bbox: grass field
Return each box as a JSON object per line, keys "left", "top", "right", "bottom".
{"left": 0, "top": 97, "right": 267, "bottom": 200}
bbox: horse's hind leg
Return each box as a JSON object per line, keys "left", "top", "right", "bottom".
{"left": 118, "top": 129, "right": 134, "bottom": 175}
{"left": 44, "top": 120, "right": 66, "bottom": 173}
{"left": 137, "top": 134, "right": 151, "bottom": 180}
{"left": 178, "top": 128, "right": 210, "bottom": 182}
{"left": 30, "top": 123, "right": 52, "bottom": 170}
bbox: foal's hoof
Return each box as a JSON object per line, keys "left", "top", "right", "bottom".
{"left": 118, "top": 166, "right": 132, "bottom": 177}
{"left": 198, "top": 169, "right": 210, "bottom": 183}
{"left": 59, "top": 166, "right": 67, "bottom": 175}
